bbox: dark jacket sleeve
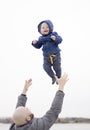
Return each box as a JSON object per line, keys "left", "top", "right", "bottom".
{"left": 9, "top": 95, "right": 27, "bottom": 130}
{"left": 36, "top": 90, "right": 65, "bottom": 130}
{"left": 32, "top": 35, "right": 51, "bottom": 49}
{"left": 15, "top": 94, "right": 27, "bottom": 108}
{"left": 32, "top": 36, "right": 43, "bottom": 49}
{"left": 52, "top": 32, "right": 63, "bottom": 44}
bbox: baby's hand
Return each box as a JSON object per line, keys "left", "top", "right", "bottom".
{"left": 51, "top": 35, "right": 56, "bottom": 41}
{"left": 32, "top": 40, "right": 38, "bottom": 44}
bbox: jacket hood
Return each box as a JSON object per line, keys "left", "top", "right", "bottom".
{"left": 38, "top": 20, "right": 54, "bottom": 35}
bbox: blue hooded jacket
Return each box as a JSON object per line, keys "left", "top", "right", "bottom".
{"left": 32, "top": 20, "right": 63, "bottom": 57}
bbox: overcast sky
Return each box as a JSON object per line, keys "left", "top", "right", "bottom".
{"left": 0, "top": 0, "right": 90, "bottom": 118}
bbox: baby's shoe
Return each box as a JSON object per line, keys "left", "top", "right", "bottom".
{"left": 52, "top": 77, "right": 56, "bottom": 84}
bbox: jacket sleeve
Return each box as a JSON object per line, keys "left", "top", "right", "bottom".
{"left": 32, "top": 36, "right": 44, "bottom": 49}
{"left": 9, "top": 95, "right": 27, "bottom": 130}
{"left": 37, "top": 90, "right": 65, "bottom": 130}
{"left": 32, "top": 35, "right": 51, "bottom": 49}
{"left": 52, "top": 32, "right": 63, "bottom": 44}
{"left": 15, "top": 94, "right": 27, "bottom": 108}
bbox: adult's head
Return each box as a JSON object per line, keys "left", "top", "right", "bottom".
{"left": 12, "top": 106, "right": 34, "bottom": 126}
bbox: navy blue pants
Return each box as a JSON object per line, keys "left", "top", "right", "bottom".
{"left": 43, "top": 53, "right": 61, "bottom": 79}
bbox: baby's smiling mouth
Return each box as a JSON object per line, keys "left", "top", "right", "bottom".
{"left": 44, "top": 30, "right": 48, "bottom": 33}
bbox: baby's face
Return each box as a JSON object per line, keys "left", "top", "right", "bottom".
{"left": 40, "top": 22, "right": 50, "bottom": 35}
